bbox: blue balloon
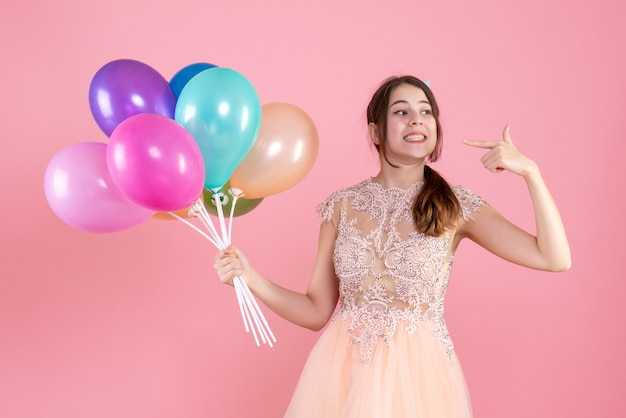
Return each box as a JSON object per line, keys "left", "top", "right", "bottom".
{"left": 169, "top": 62, "right": 217, "bottom": 99}
{"left": 175, "top": 68, "right": 261, "bottom": 191}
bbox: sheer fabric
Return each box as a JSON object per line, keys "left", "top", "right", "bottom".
{"left": 284, "top": 178, "right": 485, "bottom": 418}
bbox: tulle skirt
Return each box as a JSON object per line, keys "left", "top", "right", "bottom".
{"left": 284, "top": 316, "right": 472, "bottom": 418}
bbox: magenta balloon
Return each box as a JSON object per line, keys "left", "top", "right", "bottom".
{"left": 89, "top": 59, "right": 176, "bottom": 136}
{"left": 44, "top": 142, "right": 154, "bottom": 233}
{"left": 107, "top": 113, "right": 205, "bottom": 212}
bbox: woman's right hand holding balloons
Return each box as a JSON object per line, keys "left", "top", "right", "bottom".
{"left": 214, "top": 245, "right": 254, "bottom": 287}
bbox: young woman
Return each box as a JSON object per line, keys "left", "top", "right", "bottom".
{"left": 214, "top": 75, "right": 571, "bottom": 417}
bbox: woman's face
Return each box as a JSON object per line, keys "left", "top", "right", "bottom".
{"left": 377, "top": 83, "right": 438, "bottom": 166}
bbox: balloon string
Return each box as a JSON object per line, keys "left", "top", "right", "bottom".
{"left": 192, "top": 200, "right": 225, "bottom": 249}
{"left": 212, "top": 192, "right": 230, "bottom": 246}
{"left": 234, "top": 276, "right": 259, "bottom": 345}
{"left": 236, "top": 276, "right": 269, "bottom": 346}
{"left": 237, "top": 275, "right": 276, "bottom": 346}
{"left": 232, "top": 278, "right": 251, "bottom": 334}
{"left": 228, "top": 193, "right": 238, "bottom": 243}
{"left": 243, "top": 278, "right": 276, "bottom": 344}
{"left": 189, "top": 206, "right": 255, "bottom": 336}
{"left": 170, "top": 195, "right": 275, "bottom": 347}
{"left": 167, "top": 211, "right": 220, "bottom": 248}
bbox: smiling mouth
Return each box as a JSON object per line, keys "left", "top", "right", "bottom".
{"left": 403, "top": 134, "right": 426, "bottom": 142}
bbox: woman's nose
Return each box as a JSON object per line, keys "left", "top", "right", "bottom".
{"left": 410, "top": 116, "right": 423, "bottom": 126}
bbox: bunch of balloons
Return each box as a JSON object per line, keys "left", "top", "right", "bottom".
{"left": 44, "top": 58, "right": 320, "bottom": 346}
{"left": 45, "top": 59, "right": 319, "bottom": 232}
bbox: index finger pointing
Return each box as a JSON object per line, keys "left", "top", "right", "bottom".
{"left": 463, "top": 139, "right": 500, "bottom": 149}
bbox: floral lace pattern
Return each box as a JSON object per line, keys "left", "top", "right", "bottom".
{"left": 317, "top": 178, "right": 485, "bottom": 363}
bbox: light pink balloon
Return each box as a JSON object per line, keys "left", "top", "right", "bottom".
{"left": 44, "top": 142, "right": 154, "bottom": 233}
{"left": 107, "top": 113, "right": 205, "bottom": 212}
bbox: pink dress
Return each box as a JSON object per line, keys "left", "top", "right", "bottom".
{"left": 284, "top": 178, "right": 485, "bottom": 418}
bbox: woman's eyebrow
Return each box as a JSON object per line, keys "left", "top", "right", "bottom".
{"left": 390, "top": 99, "right": 431, "bottom": 107}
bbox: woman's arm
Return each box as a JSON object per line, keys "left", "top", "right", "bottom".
{"left": 214, "top": 220, "right": 340, "bottom": 330}
{"left": 461, "top": 125, "right": 571, "bottom": 272}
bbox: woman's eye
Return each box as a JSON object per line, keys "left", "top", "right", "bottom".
{"left": 393, "top": 110, "right": 408, "bottom": 115}
{"left": 420, "top": 109, "right": 432, "bottom": 116}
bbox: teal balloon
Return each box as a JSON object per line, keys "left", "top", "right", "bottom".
{"left": 175, "top": 68, "right": 261, "bottom": 191}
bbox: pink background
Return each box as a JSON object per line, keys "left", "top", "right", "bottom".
{"left": 1, "top": 0, "right": 624, "bottom": 417}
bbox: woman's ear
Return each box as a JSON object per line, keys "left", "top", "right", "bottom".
{"left": 368, "top": 123, "right": 380, "bottom": 145}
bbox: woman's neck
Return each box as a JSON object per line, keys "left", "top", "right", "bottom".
{"left": 372, "top": 163, "right": 426, "bottom": 189}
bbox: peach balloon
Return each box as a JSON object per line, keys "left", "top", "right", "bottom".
{"left": 230, "top": 102, "right": 319, "bottom": 198}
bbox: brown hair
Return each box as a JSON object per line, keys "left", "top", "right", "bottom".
{"left": 366, "top": 75, "right": 461, "bottom": 236}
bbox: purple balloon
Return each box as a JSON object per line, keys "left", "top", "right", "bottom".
{"left": 44, "top": 142, "right": 154, "bottom": 233}
{"left": 107, "top": 113, "right": 205, "bottom": 212}
{"left": 89, "top": 59, "right": 176, "bottom": 136}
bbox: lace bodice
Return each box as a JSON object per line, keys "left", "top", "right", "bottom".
{"left": 316, "top": 178, "right": 485, "bottom": 363}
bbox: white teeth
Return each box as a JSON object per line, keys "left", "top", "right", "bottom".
{"left": 404, "top": 135, "right": 425, "bottom": 142}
